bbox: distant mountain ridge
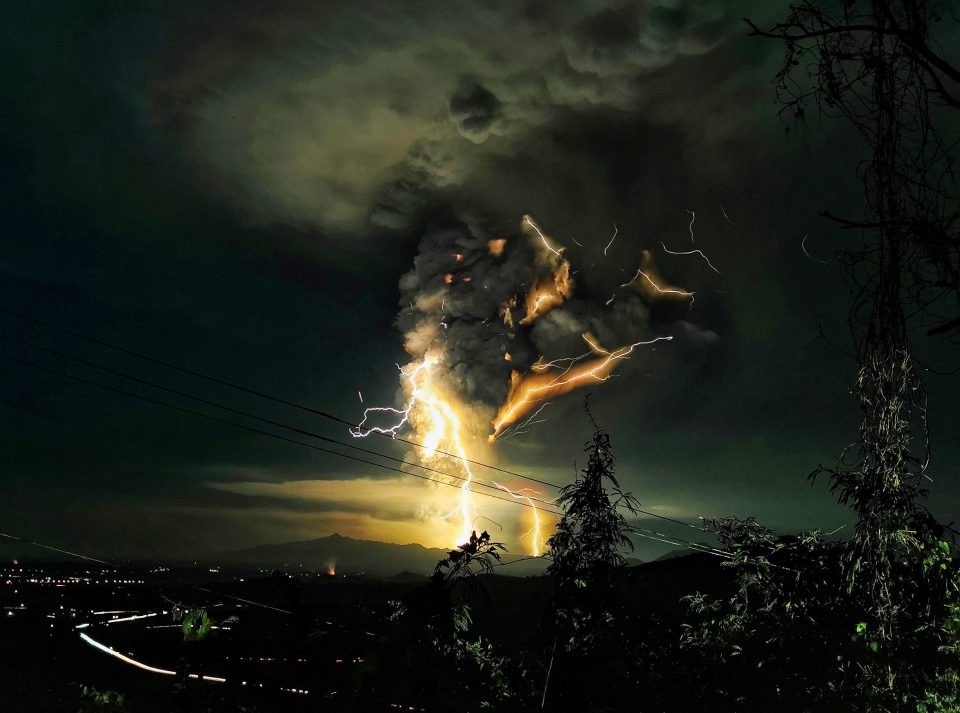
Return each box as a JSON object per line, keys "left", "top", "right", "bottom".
{"left": 216, "top": 533, "right": 552, "bottom": 578}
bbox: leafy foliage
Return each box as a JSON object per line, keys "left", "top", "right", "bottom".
{"left": 432, "top": 529, "right": 506, "bottom": 590}
{"left": 358, "top": 530, "right": 519, "bottom": 710}
{"left": 678, "top": 517, "right": 960, "bottom": 712}
{"left": 548, "top": 407, "right": 639, "bottom": 599}
{"left": 78, "top": 686, "right": 126, "bottom": 713}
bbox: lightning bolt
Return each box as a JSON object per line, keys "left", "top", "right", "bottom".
{"left": 603, "top": 223, "right": 618, "bottom": 256}
{"left": 629, "top": 268, "right": 696, "bottom": 306}
{"left": 490, "top": 336, "right": 673, "bottom": 441}
{"left": 686, "top": 209, "right": 696, "bottom": 243}
{"left": 522, "top": 214, "right": 562, "bottom": 257}
{"left": 801, "top": 234, "right": 832, "bottom": 264}
{"left": 352, "top": 357, "right": 479, "bottom": 547}
{"left": 498, "top": 402, "right": 552, "bottom": 441}
{"left": 720, "top": 203, "right": 736, "bottom": 226}
{"left": 660, "top": 241, "right": 722, "bottom": 274}
{"left": 491, "top": 483, "right": 550, "bottom": 556}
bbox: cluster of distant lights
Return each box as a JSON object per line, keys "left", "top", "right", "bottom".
{"left": 2, "top": 566, "right": 144, "bottom": 587}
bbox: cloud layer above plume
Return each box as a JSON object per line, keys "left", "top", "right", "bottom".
{"left": 149, "top": 0, "right": 772, "bottom": 233}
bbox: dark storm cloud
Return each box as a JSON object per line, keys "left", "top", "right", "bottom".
{"left": 145, "top": 0, "right": 774, "bottom": 233}
{"left": 448, "top": 80, "right": 502, "bottom": 142}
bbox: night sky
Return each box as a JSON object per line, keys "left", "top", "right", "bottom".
{"left": 2, "top": 0, "right": 958, "bottom": 561}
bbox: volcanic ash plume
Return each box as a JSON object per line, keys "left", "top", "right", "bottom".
{"left": 354, "top": 214, "right": 697, "bottom": 551}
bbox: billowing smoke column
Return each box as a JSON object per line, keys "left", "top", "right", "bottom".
{"left": 354, "top": 214, "right": 701, "bottom": 553}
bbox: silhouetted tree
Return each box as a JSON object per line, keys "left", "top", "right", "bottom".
{"left": 361, "top": 531, "right": 518, "bottom": 711}
{"left": 548, "top": 405, "right": 639, "bottom": 599}
{"left": 743, "top": 2, "right": 960, "bottom": 706}
{"left": 543, "top": 403, "right": 639, "bottom": 710}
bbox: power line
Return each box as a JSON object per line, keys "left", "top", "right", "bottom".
{"left": 0, "top": 336, "right": 560, "bottom": 509}
{"left": 630, "top": 527, "right": 731, "bottom": 559}
{"left": 0, "top": 354, "right": 562, "bottom": 516}
{"left": 5, "top": 353, "right": 734, "bottom": 564}
{"left": 0, "top": 309, "right": 556, "bottom": 487}
{"left": 1, "top": 311, "right": 715, "bottom": 534}
{"left": 0, "top": 333, "right": 554, "bottom": 506}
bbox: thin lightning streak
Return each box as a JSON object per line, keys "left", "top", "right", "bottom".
{"left": 531, "top": 352, "right": 591, "bottom": 372}
{"left": 358, "top": 391, "right": 363, "bottom": 404}
{"left": 610, "top": 268, "right": 696, "bottom": 307}
{"left": 603, "top": 223, "right": 618, "bottom": 255}
{"left": 492, "top": 483, "right": 550, "bottom": 556}
{"left": 801, "top": 234, "right": 832, "bottom": 264}
{"left": 522, "top": 215, "right": 561, "bottom": 256}
{"left": 501, "top": 402, "right": 552, "bottom": 440}
{"left": 686, "top": 210, "right": 696, "bottom": 243}
{"left": 519, "top": 402, "right": 551, "bottom": 428}
{"left": 660, "top": 241, "right": 722, "bottom": 274}
{"left": 581, "top": 333, "right": 610, "bottom": 355}
{"left": 502, "top": 413, "right": 551, "bottom": 440}
{"left": 572, "top": 238, "right": 584, "bottom": 247}
{"left": 720, "top": 203, "right": 736, "bottom": 226}
{"left": 633, "top": 269, "right": 696, "bottom": 306}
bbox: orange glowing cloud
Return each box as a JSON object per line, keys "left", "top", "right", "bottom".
{"left": 518, "top": 215, "right": 574, "bottom": 326}
{"left": 620, "top": 250, "right": 694, "bottom": 304}
{"left": 487, "top": 238, "right": 506, "bottom": 257}
{"left": 489, "top": 336, "right": 673, "bottom": 441}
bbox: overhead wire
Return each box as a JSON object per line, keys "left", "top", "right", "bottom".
{"left": 0, "top": 354, "right": 562, "bottom": 516}
{"left": 0, "top": 309, "right": 556, "bottom": 485}
{"left": 0, "top": 310, "right": 718, "bottom": 534}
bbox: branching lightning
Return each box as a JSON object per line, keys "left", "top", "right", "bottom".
{"left": 357, "top": 212, "right": 699, "bottom": 558}
{"left": 686, "top": 209, "right": 696, "bottom": 243}
{"left": 498, "top": 402, "right": 552, "bottom": 441}
{"left": 352, "top": 357, "right": 479, "bottom": 547}
{"left": 490, "top": 336, "right": 673, "bottom": 441}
